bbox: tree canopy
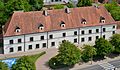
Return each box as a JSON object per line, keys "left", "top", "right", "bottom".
{"left": 0, "top": 62, "right": 9, "bottom": 70}
{"left": 110, "top": 34, "right": 120, "bottom": 53}
{"left": 49, "top": 40, "right": 81, "bottom": 69}
{"left": 11, "top": 56, "right": 36, "bottom": 70}
{"left": 94, "top": 38, "right": 113, "bottom": 56}
{"left": 53, "top": 4, "right": 64, "bottom": 9}
{"left": 77, "top": 0, "right": 92, "bottom": 7}
{"left": 82, "top": 45, "right": 96, "bottom": 62}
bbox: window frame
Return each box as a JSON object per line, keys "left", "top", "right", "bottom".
{"left": 18, "top": 46, "right": 22, "bottom": 51}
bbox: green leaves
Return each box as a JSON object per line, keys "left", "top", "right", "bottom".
{"left": 110, "top": 34, "right": 120, "bottom": 53}
{"left": 53, "top": 4, "right": 64, "bottom": 9}
{"left": 77, "top": 0, "right": 92, "bottom": 7}
{"left": 94, "top": 38, "right": 113, "bottom": 56}
{"left": 0, "top": 62, "right": 9, "bottom": 70}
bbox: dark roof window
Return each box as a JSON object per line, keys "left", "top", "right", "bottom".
{"left": 60, "top": 21, "right": 65, "bottom": 27}
{"left": 38, "top": 24, "right": 44, "bottom": 30}
{"left": 81, "top": 18, "right": 86, "bottom": 24}
{"left": 100, "top": 16, "right": 105, "bottom": 23}
{"left": 15, "top": 26, "right": 21, "bottom": 32}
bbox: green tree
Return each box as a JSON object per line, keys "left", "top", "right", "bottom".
{"left": 0, "top": 62, "right": 9, "bottom": 70}
{"left": 28, "top": 0, "right": 43, "bottom": 11}
{"left": 11, "top": 56, "right": 36, "bottom": 70}
{"left": 94, "top": 38, "right": 113, "bottom": 57}
{"left": 67, "top": 2, "right": 74, "bottom": 8}
{"left": 82, "top": 45, "right": 96, "bottom": 63}
{"left": 110, "top": 34, "right": 120, "bottom": 53}
{"left": 53, "top": 4, "right": 64, "bottom": 9}
{"left": 58, "top": 40, "right": 81, "bottom": 66}
{"left": 49, "top": 40, "right": 81, "bottom": 69}
{"left": 77, "top": 0, "right": 92, "bottom": 7}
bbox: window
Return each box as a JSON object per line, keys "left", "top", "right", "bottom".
{"left": 36, "top": 44, "right": 39, "bottom": 49}
{"left": 18, "top": 39, "right": 21, "bottom": 43}
{"left": 81, "top": 38, "right": 85, "bottom": 42}
{"left": 9, "top": 47, "right": 13, "bottom": 52}
{"left": 88, "top": 37, "right": 92, "bottom": 41}
{"left": 74, "top": 31, "right": 77, "bottom": 35}
{"left": 18, "top": 46, "right": 22, "bottom": 51}
{"left": 81, "top": 18, "right": 86, "bottom": 24}
{"left": 63, "top": 33, "right": 66, "bottom": 37}
{"left": 74, "top": 38, "right": 77, "bottom": 43}
{"left": 96, "top": 36, "right": 99, "bottom": 40}
{"left": 42, "top": 43, "right": 46, "bottom": 48}
{"left": 51, "top": 0, "right": 54, "bottom": 2}
{"left": 51, "top": 42, "right": 55, "bottom": 46}
{"left": 60, "top": 21, "right": 65, "bottom": 27}
{"left": 30, "top": 37, "right": 33, "bottom": 41}
{"left": 38, "top": 24, "right": 44, "bottom": 30}
{"left": 28, "top": 45, "right": 32, "bottom": 50}
{"left": 41, "top": 36, "right": 44, "bottom": 40}
{"left": 49, "top": 35, "right": 53, "bottom": 39}
{"left": 103, "top": 28, "right": 106, "bottom": 32}
{"left": 81, "top": 30, "right": 85, "bottom": 35}
{"left": 62, "top": 40, "right": 66, "bottom": 43}
{"left": 113, "top": 31, "right": 115, "bottom": 34}
{"left": 89, "top": 30, "right": 92, "bottom": 34}
{"left": 96, "top": 29, "right": 99, "bottom": 33}
{"left": 113, "top": 26, "right": 115, "bottom": 29}
{"left": 15, "top": 27, "right": 21, "bottom": 33}
{"left": 103, "top": 35, "right": 105, "bottom": 39}
{"left": 100, "top": 16, "right": 105, "bottom": 23}
{"left": 9, "top": 40, "right": 13, "bottom": 44}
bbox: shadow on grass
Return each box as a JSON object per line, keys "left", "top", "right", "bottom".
{"left": 93, "top": 56, "right": 105, "bottom": 62}
{"left": 106, "top": 52, "right": 120, "bottom": 59}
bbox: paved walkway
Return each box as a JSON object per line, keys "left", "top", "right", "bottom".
{"left": 35, "top": 48, "right": 58, "bottom": 70}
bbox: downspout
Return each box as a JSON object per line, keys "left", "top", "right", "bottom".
{"left": 47, "top": 32, "right": 48, "bottom": 49}
{"left": 24, "top": 34, "right": 25, "bottom": 52}
{"left": 100, "top": 25, "right": 102, "bottom": 37}
{"left": 78, "top": 28, "right": 80, "bottom": 44}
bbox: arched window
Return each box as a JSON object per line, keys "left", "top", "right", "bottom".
{"left": 38, "top": 24, "right": 44, "bottom": 30}
{"left": 15, "top": 26, "right": 21, "bottom": 33}
{"left": 100, "top": 16, "right": 105, "bottom": 23}
{"left": 81, "top": 18, "right": 86, "bottom": 24}
{"left": 60, "top": 21, "right": 65, "bottom": 27}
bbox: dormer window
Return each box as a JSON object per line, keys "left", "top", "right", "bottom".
{"left": 100, "top": 16, "right": 105, "bottom": 23}
{"left": 15, "top": 27, "right": 21, "bottom": 33}
{"left": 81, "top": 18, "right": 86, "bottom": 24}
{"left": 60, "top": 21, "right": 65, "bottom": 28}
{"left": 38, "top": 24, "right": 44, "bottom": 30}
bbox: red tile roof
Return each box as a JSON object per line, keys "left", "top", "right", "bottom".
{"left": 3, "top": 6, "right": 116, "bottom": 37}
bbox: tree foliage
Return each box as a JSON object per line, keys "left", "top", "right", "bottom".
{"left": 0, "top": 62, "right": 9, "bottom": 70}
{"left": 53, "top": 4, "right": 64, "bottom": 9}
{"left": 104, "top": 1, "right": 120, "bottom": 21}
{"left": 110, "top": 34, "right": 120, "bottom": 53}
{"left": 49, "top": 40, "right": 81, "bottom": 69}
{"left": 11, "top": 56, "right": 36, "bottom": 70}
{"left": 94, "top": 38, "right": 113, "bottom": 56}
{"left": 77, "top": 0, "right": 92, "bottom": 7}
{"left": 82, "top": 45, "right": 96, "bottom": 62}
{"left": 67, "top": 2, "right": 74, "bottom": 8}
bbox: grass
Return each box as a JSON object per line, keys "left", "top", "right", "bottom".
{"left": 28, "top": 51, "right": 46, "bottom": 63}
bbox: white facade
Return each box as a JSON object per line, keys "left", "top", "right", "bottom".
{"left": 3, "top": 24, "right": 117, "bottom": 54}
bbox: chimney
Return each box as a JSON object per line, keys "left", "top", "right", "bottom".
{"left": 43, "top": 10, "right": 48, "bottom": 16}
{"left": 65, "top": 8, "right": 71, "bottom": 14}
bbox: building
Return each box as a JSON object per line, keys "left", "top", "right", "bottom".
{"left": 3, "top": 6, "right": 117, "bottom": 54}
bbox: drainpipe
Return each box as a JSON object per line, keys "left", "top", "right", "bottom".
{"left": 24, "top": 34, "right": 25, "bottom": 52}
{"left": 100, "top": 25, "right": 103, "bottom": 37}
{"left": 47, "top": 32, "right": 48, "bottom": 49}
{"left": 78, "top": 28, "right": 80, "bottom": 44}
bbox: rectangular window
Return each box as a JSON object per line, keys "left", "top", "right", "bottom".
{"left": 96, "top": 36, "right": 99, "bottom": 40}
{"left": 51, "top": 42, "right": 55, "bottom": 46}
{"left": 49, "top": 35, "right": 53, "bottom": 39}
{"left": 10, "top": 47, "right": 13, "bottom": 52}
{"left": 63, "top": 33, "right": 66, "bottom": 37}
{"left": 74, "top": 31, "right": 77, "bottom": 35}
{"left": 51, "top": 0, "right": 54, "bottom": 2}
{"left": 103, "top": 35, "right": 105, "bottom": 39}
{"left": 113, "top": 31, "right": 115, "bottom": 34}
{"left": 43, "top": 43, "right": 46, "bottom": 48}
{"left": 9, "top": 40, "right": 13, "bottom": 44}
{"left": 81, "top": 30, "right": 85, "bottom": 35}
{"left": 88, "top": 37, "right": 92, "bottom": 41}
{"left": 96, "top": 29, "right": 99, "bottom": 33}
{"left": 30, "top": 37, "right": 33, "bottom": 41}
{"left": 28, "top": 45, "right": 32, "bottom": 50}
{"left": 18, "top": 46, "right": 22, "bottom": 51}
{"left": 103, "top": 28, "right": 106, "bottom": 32}
{"left": 74, "top": 38, "right": 77, "bottom": 43}
{"left": 113, "top": 26, "right": 115, "bottom": 29}
{"left": 89, "top": 30, "right": 92, "bottom": 34}
{"left": 81, "top": 38, "right": 85, "bottom": 42}
{"left": 36, "top": 44, "right": 39, "bottom": 49}
{"left": 41, "top": 36, "right": 44, "bottom": 40}
{"left": 18, "top": 39, "right": 21, "bottom": 43}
